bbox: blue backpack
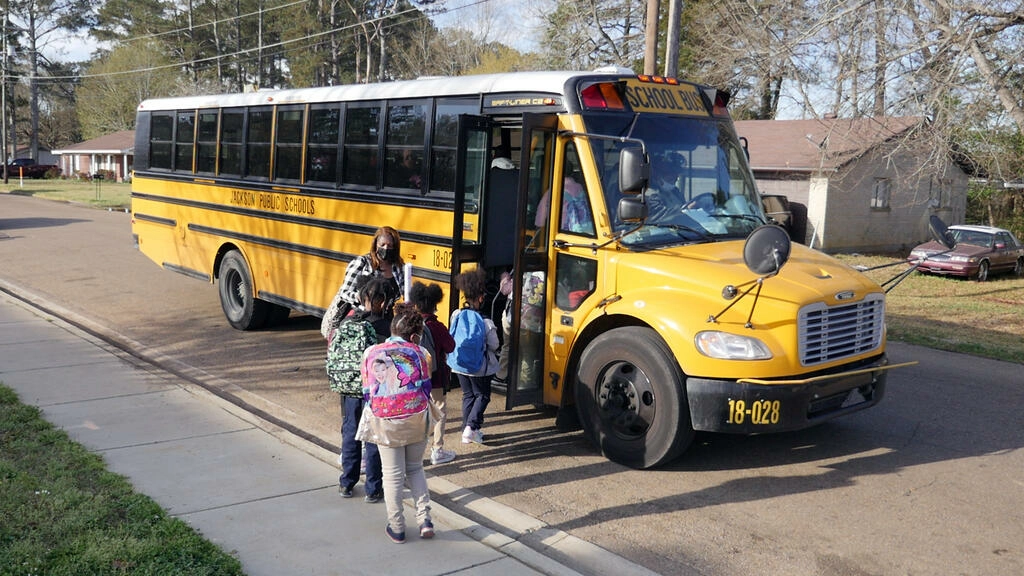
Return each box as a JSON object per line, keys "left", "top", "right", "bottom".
{"left": 447, "top": 308, "right": 487, "bottom": 374}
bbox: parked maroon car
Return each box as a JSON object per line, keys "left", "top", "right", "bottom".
{"left": 909, "top": 224, "right": 1024, "bottom": 281}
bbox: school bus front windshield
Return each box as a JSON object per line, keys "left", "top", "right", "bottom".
{"left": 585, "top": 113, "right": 765, "bottom": 247}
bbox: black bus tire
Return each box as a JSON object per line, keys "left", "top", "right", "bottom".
{"left": 218, "top": 250, "right": 268, "bottom": 330}
{"left": 574, "top": 326, "right": 694, "bottom": 469}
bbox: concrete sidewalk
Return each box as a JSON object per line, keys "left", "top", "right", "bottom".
{"left": 0, "top": 290, "right": 602, "bottom": 576}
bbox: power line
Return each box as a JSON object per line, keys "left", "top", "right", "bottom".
{"left": 6, "top": 0, "right": 499, "bottom": 83}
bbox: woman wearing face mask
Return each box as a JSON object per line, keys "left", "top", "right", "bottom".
{"left": 321, "top": 226, "right": 406, "bottom": 340}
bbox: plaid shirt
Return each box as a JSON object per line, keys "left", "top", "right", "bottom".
{"left": 320, "top": 254, "right": 404, "bottom": 338}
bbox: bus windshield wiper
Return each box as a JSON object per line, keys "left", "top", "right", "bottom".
{"left": 715, "top": 213, "right": 767, "bottom": 225}
{"left": 648, "top": 223, "right": 708, "bottom": 237}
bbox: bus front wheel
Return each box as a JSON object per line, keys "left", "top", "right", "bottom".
{"left": 575, "top": 327, "right": 694, "bottom": 469}
{"left": 218, "top": 250, "right": 268, "bottom": 330}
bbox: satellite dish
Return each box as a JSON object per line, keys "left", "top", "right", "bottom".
{"left": 743, "top": 225, "right": 791, "bottom": 276}
{"left": 929, "top": 215, "right": 954, "bottom": 249}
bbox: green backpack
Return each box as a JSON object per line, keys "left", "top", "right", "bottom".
{"left": 326, "top": 318, "right": 378, "bottom": 396}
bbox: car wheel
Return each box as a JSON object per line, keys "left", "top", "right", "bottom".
{"left": 1014, "top": 257, "right": 1023, "bottom": 277}
{"left": 218, "top": 250, "right": 268, "bottom": 330}
{"left": 574, "top": 326, "right": 694, "bottom": 469}
{"left": 976, "top": 260, "right": 990, "bottom": 282}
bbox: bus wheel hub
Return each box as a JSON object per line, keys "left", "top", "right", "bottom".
{"left": 596, "top": 362, "right": 651, "bottom": 438}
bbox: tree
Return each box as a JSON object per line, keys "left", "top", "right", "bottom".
{"left": 538, "top": 0, "right": 644, "bottom": 70}
{"left": 5, "top": 0, "right": 95, "bottom": 159}
{"left": 75, "top": 42, "right": 181, "bottom": 139}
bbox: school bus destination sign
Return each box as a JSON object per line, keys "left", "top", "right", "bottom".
{"left": 623, "top": 80, "right": 710, "bottom": 116}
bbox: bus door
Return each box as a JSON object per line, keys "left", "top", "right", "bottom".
{"left": 450, "top": 114, "right": 493, "bottom": 302}
{"left": 502, "top": 113, "right": 559, "bottom": 408}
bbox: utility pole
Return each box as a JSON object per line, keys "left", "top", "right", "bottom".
{"left": 664, "top": 0, "right": 682, "bottom": 78}
{"left": 643, "top": 0, "right": 659, "bottom": 75}
{"left": 1, "top": 3, "right": 8, "bottom": 184}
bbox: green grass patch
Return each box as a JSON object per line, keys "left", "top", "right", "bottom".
{"left": 0, "top": 384, "right": 243, "bottom": 576}
{"left": 0, "top": 179, "right": 131, "bottom": 210}
{"left": 837, "top": 254, "right": 1024, "bottom": 364}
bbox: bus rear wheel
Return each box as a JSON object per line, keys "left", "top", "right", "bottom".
{"left": 218, "top": 250, "right": 268, "bottom": 330}
{"left": 574, "top": 327, "right": 694, "bottom": 469}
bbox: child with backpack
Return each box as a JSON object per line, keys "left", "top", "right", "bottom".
{"left": 326, "top": 276, "right": 391, "bottom": 502}
{"left": 447, "top": 269, "right": 500, "bottom": 445}
{"left": 409, "top": 281, "right": 457, "bottom": 465}
{"left": 357, "top": 303, "right": 435, "bottom": 543}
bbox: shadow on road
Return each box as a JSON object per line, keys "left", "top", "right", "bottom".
{"left": 430, "top": 346, "right": 1024, "bottom": 535}
{"left": 0, "top": 216, "right": 91, "bottom": 232}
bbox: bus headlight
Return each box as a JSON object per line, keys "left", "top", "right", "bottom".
{"left": 695, "top": 331, "right": 773, "bottom": 360}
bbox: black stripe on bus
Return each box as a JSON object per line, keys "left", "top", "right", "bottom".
{"left": 132, "top": 212, "right": 177, "bottom": 227}
{"left": 163, "top": 262, "right": 211, "bottom": 282}
{"left": 131, "top": 190, "right": 453, "bottom": 249}
{"left": 257, "top": 291, "right": 324, "bottom": 317}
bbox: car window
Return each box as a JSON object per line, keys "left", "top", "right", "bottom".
{"left": 955, "top": 230, "right": 990, "bottom": 247}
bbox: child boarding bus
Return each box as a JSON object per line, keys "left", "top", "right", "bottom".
{"left": 131, "top": 70, "right": 908, "bottom": 469}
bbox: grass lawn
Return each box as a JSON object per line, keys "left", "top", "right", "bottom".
{"left": 0, "top": 384, "right": 243, "bottom": 576}
{"left": 837, "top": 253, "right": 1024, "bottom": 365}
{"left": 0, "top": 178, "right": 131, "bottom": 210}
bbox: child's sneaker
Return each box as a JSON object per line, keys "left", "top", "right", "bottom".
{"left": 419, "top": 520, "right": 435, "bottom": 539}
{"left": 385, "top": 524, "right": 405, "bottom": 544}
{"left": 430, "top": 447, "right": 456, "bottom": 464}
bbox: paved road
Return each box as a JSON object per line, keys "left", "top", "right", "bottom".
{"left": 2, "top": 193, "right": 1022, "bottom": 575}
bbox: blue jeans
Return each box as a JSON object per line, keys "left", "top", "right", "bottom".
{"left": 458, "top": 374, "right": 491, "bottom": 431}
{"left": 340, "top": 395, "right": 381, "bottom": 494}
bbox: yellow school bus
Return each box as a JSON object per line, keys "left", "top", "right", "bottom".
{"left": 131, "top": 70, "right": 905, "bottom": 468}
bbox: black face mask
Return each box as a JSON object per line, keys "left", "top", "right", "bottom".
{"left": 376, "top": 247, "right": 395, "bottom": 262}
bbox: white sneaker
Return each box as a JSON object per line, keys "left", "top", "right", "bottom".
{"left": 461, "top": 427, "right": 484, "bottom": 445}
{"left": 430, "top": 447, "right": 456, "bottom": 465}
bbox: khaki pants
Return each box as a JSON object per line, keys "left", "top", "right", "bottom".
{"left": 430, "top": 387, "right": 447, "bottom": 451}
{"left": 378, "top": 439, "right": 431, "bottom": 534}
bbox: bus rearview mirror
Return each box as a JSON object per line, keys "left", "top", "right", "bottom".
{"left": 619, "top": 147, "right": 648, "bottom": 194}
{"left": 617, "top": 196, "right": 647, "bottom": 224}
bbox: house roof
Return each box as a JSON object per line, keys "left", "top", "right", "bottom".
{"left": 735, "top": 116, "right": 923, "bottom": 173}
{"left": 52, "top": 130, "right": 135, "bottom": 155}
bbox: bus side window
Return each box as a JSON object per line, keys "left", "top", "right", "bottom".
{"left": 384, "top": 102, "right": 427, "bottom": 191}
{"left": 555, "top": 254, "right": 596, "bottom": 310}
{"left": 343, "top": 105, "right": 381, "bottom": 188}
{"left": 306, "top": 106, "right": 340, "bottom": 185}
{"left": 219, "top": 108, "right": 244, "bottom": 177}
{"left": 149, "top": 113, "right": 174, "bottom": 170}
{"left": 524, "top": 134, "right": 554, "bottom": 252}
{"left": 174, "top": 111, "right": 195, "bottom": 172}
{"left": 246, "top": 108, "right": 273, "bottom": 179}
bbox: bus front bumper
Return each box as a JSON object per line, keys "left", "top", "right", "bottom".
{"left": 685, "top": 356, "right": 912, "bottom": 434}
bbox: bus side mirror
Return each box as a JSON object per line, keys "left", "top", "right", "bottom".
{"left": 617, "top": 196, "right": 648, "bottom": 224}
{"left": 619, "top": 147, "right": 648, "bottom": 194}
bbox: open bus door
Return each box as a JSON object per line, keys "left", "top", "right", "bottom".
{"left": 450, "top": 115, "right": 493, "bottom": 283}
{"left": 501, "top": 113, "right": 559, "bottom": 409}
{"left": 451, "top": 113, "right": 555, "bottom": 410}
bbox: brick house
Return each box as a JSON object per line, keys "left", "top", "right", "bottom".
{"left": 735, "top": 117, "right": 968, "bottom": 253}
{"left": 51, "top": 130, "right": 135, "bottom": 183}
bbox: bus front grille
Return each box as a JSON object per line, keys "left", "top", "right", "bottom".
{"left": 798, "top": 294, "right": 884, "bottom": 366}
